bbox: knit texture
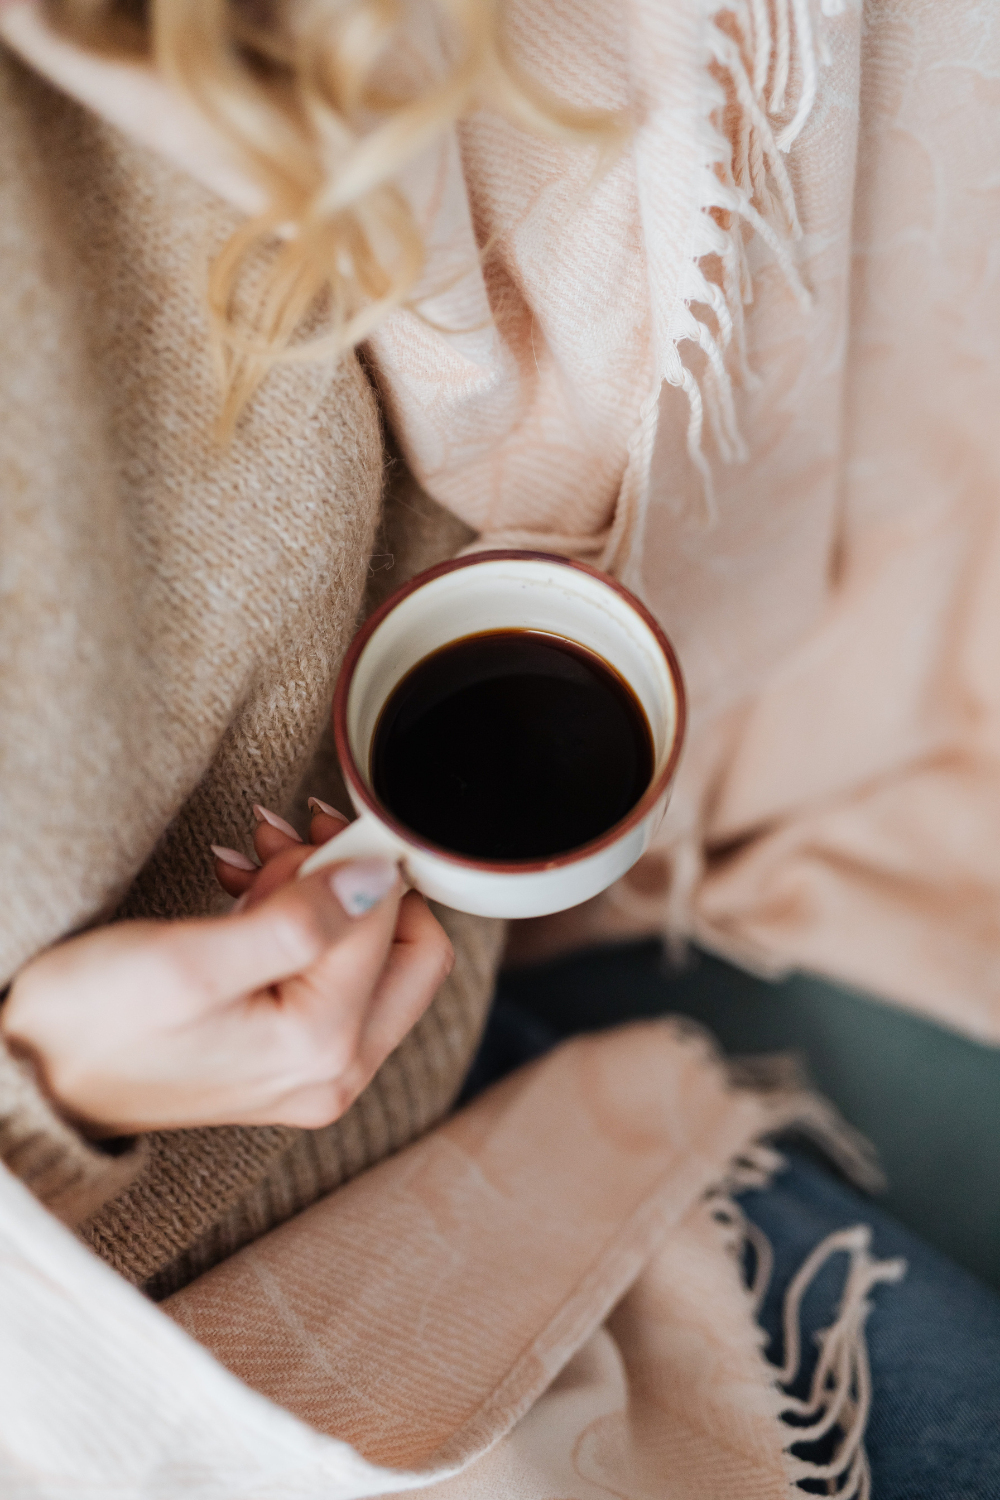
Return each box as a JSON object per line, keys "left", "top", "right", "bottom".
{"left": 0, "top": 52, "right": 502, "bottom": 1292}
{"left": 0, "top": 1048, "right": 147, "bottom": 1229}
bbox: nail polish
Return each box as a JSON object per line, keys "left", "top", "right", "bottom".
{"left": 308, "top": 797, "right": 349, "bottom": 823}
{"left": 330, "top": 859, "right": 398, "bottom": 917}
{"left": 211, "top": 844, "right": 258, "bottom": 872}
{"left": 252, "top": 804, "right": 303, "bottom": 842}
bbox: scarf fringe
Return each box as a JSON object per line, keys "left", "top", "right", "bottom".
{"left": 610, "top": 0, "right": 841, "bottom": 585}
{"left": 776, "top": 1225, "right": 906, "bottom": 1498}
{"left": 726, "top": 1051, "right": 887, "bottom": 1193}
{"left": 682, "top": 0, "right": 823, "bottom": 459}
{"left": 708, "top": 1144, "right": 905, "bottom": 1500}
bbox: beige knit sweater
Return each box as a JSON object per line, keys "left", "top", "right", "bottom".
{"left": 0, "top": 51, "right": 503, "bottom": 1300}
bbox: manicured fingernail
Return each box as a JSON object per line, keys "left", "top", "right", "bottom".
{"left": 308, "top": 797, "right": 349, "bottom": 824}
{"left": 330, "top": 859, "right": 398, "bottom": 917}
{"left": 252, "top": 804, "right": 303, "bottom": 842}
{"left": 211, "top": 844, "right": 258, "bottom": 872}
{"left": 231, "top": 893, "right": 248, "bottom": 913}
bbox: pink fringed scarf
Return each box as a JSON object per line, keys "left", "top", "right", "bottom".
{"left": 369, "top": 0, "right": 1000, "bottom": 1042}
{"left": 0, "top": 1023, "right": 902, "bottom": 1497}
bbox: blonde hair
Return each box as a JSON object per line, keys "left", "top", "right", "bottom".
{"left": 45, "top": 0, "right": 624, "bottom": 430}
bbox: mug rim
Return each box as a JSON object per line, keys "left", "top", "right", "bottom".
{"left": 332, "top": 550, "right": 687, "bottom": 874}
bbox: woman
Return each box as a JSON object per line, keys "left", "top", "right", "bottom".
{"left": 0, "top": 0, "right": 518, "bottom": 1296}
{"left": 2, "top": 0, "right": 1000, "bottom": 1491}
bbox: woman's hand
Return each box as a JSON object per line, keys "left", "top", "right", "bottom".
{"left": 1, "top": 805, "right": 453, "bottom": 1137}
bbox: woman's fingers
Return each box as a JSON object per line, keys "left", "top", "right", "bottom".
{"left": 201, "top": 805, "right": 436, "bottom": 1130}
{"left": 211, "top": 807, "right": 293, "bottom": 895}
{"left": 213, "top": 799, "right": 350, "bottom": 898}
{"left": 342, "top": 894, "right": 454, "bottom": 1106}
{"left": 358, "top": 893, "right": 455, "bottom": 1066}
{"left": 266, "top": 892, "right": 453, "bottom": 1128}
{"left": 5, "top": 837, "right": 411, "bottom": 1135}
{"left": 274, "top": 868, "right": 404, "bottom": 1053}
{"left": 308, "top": 816, "right": 352, "bottom": 852}
{"left": 252, "top": 803, "right": 303, "bottom": 863}
{"left": 308, "top": 802, "right": 351, "bottom": 845}
{"left": 252, "top": 799, "right": 350, "bottom": 862}
{"left": 237, "top": 842, "right": 315, "bottom": 910}
{"left": 212, "top": 845, "right": 258, "bottom": 898}
{"left": 212, "top": 821, "right": 302, "bottom": 906}
{"left": 176, "top": 857, "right": 402, "bottom": 1008}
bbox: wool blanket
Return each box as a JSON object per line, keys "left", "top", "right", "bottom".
{"left": 365, "top": 0, "right": 1000, "bottom": 1039}
{"left": 0, "top": 1022, "right": 901, "bottom": 1499}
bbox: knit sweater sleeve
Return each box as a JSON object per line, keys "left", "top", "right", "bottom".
{"left": 0, "top": 1035, "right": 147, "bottom": 1228}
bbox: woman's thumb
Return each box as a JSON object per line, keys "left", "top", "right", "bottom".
{"left": 188, "top": 859, "right": 402, "bottom": 1003}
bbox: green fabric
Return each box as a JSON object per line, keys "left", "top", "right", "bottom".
{"left": 497, "top": 943, "right": 1000, "bottom": 1290}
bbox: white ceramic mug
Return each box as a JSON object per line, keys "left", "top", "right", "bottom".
{"left": 300, "top": 551, "right": 685, "bottom": 918}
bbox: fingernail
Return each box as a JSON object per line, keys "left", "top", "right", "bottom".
{"left": 330, "top": 859, "right": 398, "bottom": 917}
{"left": 252, "top": 804, "right": 303, "bottom": 842}
{"left": 211, "top": 844, "right": 258, "bottom": 872}
{"left": 308, "top": 797, "right": 349, "bottom": 824}
{"left": 231, "top": 893, "right": 248, "bottom": 913}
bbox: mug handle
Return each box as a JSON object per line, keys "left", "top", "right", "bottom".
{"left": 298, "top": 810, "right": 410, "bottom": 880}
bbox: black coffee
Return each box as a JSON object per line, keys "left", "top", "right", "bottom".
{"left": 371, "top": 629, "right": 654, "bottom": 861}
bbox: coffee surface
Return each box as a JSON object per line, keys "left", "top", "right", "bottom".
{"left": 371, "top": 630, "right": 654, "bottom": 861}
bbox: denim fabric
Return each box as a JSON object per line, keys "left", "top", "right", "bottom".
{"left": 457, "top": 997, "right": 558, "bottom": 1104}
{"left": 495, "top": 940, "right": 1000, "bottom": 1289}
{"left": 464, "top": 996, "right": 1000, "bottom": 1498}
{"left": 739, "top": 1153, "right": 1000, "bottom": 1500}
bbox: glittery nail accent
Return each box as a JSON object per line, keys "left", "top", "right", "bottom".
{"left": 329, "top": 859, "right": 398, "bottom": 917}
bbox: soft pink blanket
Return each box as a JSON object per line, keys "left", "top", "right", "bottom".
{"left": 0, "top": 1023, "right": 902, "bottom": 1495}
{"left": 369, "top": 0, "right": 1000, "bottom": 1040}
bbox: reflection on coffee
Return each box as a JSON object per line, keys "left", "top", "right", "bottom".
{"left": 371, "top": 629, "right": 654, "bottom": 861}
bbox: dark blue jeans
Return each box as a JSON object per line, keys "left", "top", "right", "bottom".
{"left": 462, "top": 998, "right": 1000, "bottom": 1499}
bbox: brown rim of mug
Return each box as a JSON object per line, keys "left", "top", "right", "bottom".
{"left": 332, "top": 550, "right": 687, "bottom": 874}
